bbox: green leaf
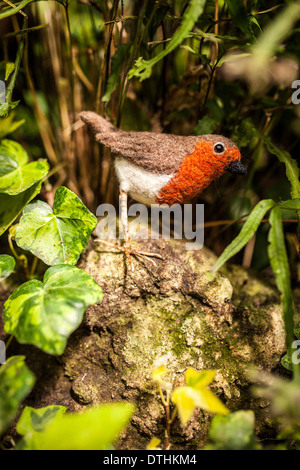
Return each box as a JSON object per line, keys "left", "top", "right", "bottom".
{"left": 0, "top": 139, "right": 49, "bottom": 195}
{"left": 0, "top": 180, "right": 43, "bottom": 236}
{"left": 185, "top": 368, "right": 216, "bottom": 389}
{"left": 212, "top": 199, "right": 276, "bottom": 272}
{"left": 207, "top": 410, "right": 259, "bottom": 450}
{"left": 281, "top": 352, "right": 293, "bottom": 372}
{"left": 128, "top": 0, "right": 206, "bottom": 81}
{"left": 261, "top": 135, "right": 300, "bottom": 200}
{"left": 0, "top": 100, "right": 20, "bottom": 117}
{"left": 5, "top": 62, "right": 15, "bottom": 81}
{"left": 172, "top": 368, "right": 229, "bottom": 427}
{"left": 172, "top": 385, "right": 229, "bottom": 426}
{"left": 0, "top": 356, "right": 35, "bottom": 435}
{"left": 102, "top": 44, "right": 131, "bottom": 103}
{"left": 0, "top": 114, "right": 25, "bottom": 139}
{"left": 0, "top": 0, "right": 35, "bottom": 20}
{"left": 22, "top": 403, "right": 135, "bottom": 450}
{"left": 15, "top": 186, "right": 97, "bottom": 266}
{"left": 268, "top": 206, "right": 295, "bottom": 353}
{"left": 194, "top": 115, "right": 216, "bottom": 135}
{"left": 295, "top": 321, "right": 300, "bottom": 340}
{"left": 279, "top": 199, "right": 300, "bottom": 211}
{"left": 3, "top": 264, "right": 103, "bottom": 355}
{"left": 251, "top": 2, "right": 300, "bottom": 66}
{"left": 151, "top": 365, "right": 168, "bottom": 385}
{"left": 16, "top": 405, "right": 67, "bottom": 449}
{"left": 225, "top": 0, "right": 255, "bottom": 41}
{"left": 0, "top": 254, "right": 15, "bottom": 281}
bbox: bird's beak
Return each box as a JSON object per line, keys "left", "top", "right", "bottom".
{"left": 227, "top": 160, "right": 247, "bottom": 175}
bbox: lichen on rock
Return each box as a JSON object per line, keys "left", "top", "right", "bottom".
{"left": 1, "top": 236, "right": 287, "bottom": 449}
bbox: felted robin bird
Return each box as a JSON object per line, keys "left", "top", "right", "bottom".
{"left": 80, "top": 111, "right": 247, "bottom": 265}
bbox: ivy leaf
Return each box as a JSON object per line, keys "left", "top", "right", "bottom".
{"left": 20, "top": 403, "right": 135, "bottom": 450}
{"left": 172, "top": 386, "right": 229, "bottom": 426}
{"left": 0, "top": 114, "right": 25, "bottom": 140}
{"left": 185, "top": 368, "right": 216, "bottom": 389}
{"left": 0, "top": 254, "right": 15, "bottom": 281}
{"left": 207, "top": 410, "right": 259, "bottom": 450}
{"left": 16, "top": 405, "right": 67, "bottom": 450}
{"left": 171, "top": 368, "right": 229, "bottom": 426}
{"left": 212, "top": 199, "right": 276, "bottom": 272}
{"left": 281, "top": 352, "right": 293, "bottom": 372}
{"left": 15, "top": 186, "right": 97, "bottom": 266}
{"left": 0, "top": 356, "right": 35, "bottom": 435}
{"left": 0, "top": 180, "right": 43, "bottom": 236}
{"left": 0, "top": 139, "right": 49, "bottom": 195}
{"left": 146, "top": 437, "right": 161, "bottom": 451}
{"left": 151, "top": 365, "right": 168, "bottom": 385}
{"left": 3, "top": 264, "right": 103, "bottom": 355}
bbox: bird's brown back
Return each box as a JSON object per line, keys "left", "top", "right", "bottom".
{"left": 79, "top": 111, "right": 237, "bottom": 175}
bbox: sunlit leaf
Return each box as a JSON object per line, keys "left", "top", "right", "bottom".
{"left": 0, "top": 356, "right": 35, "bottom": 435}
{"left": 0, "top": 139, "right": 48, "bottom": 195}
{"left": 151, "top": 365, "right": 168, "bottom": 384}
{"left": 185, "top": 368, "right": 215, "bottom": 389}
{"left": 16, "top": 405, "right": 67, "bottom": 450}
{"left": 15, "top": 186, "right": 97, "bottom": 266}
{"left": 0, "top": 180, "right": 43, "bottom": 236}
{"left": 0, "top": 254, "right": 15, "bottom": 281}
{"left": 172, "top": 382, "right": 229, "bottom": 427}
{"left": 171, "top": 386, "right": 200, "bottom": 425}
{"left": 21, "top": 403, "right": 135, "bottom": 450}
{"left": 0, "top": 114, "right": 25, "bottom": 139}
{"left": 146, "top": 437, "right": 161, "bottom": 450}
{"left": 3, "top": 264, "right": 103, "bottom": 355}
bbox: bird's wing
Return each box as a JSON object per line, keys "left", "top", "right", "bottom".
{"left": 79, "top": 111, "right": 199, "bottom": 175}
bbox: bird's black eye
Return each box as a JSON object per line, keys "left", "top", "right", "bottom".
{"left": 214, "top": 142, "right": 225, "bottom": 154}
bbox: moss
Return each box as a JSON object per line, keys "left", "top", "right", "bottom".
{"left": 7, "top": 237, "right": 288, "bottom": 450}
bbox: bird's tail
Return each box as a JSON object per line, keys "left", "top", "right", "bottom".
{"left": 79, "top": 111, "right": 116, "bottom": 135}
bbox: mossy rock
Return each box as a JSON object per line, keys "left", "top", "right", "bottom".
{"left": 1, "top": 237, "right": 287, "bottom": 449}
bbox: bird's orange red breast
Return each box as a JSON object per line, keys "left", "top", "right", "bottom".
{"left": 156, "top": 141, "right": 241, "bottom": 205}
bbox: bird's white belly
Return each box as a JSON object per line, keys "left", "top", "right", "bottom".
{"left": 114, "top": 157, "right": 174, "bottom": 206}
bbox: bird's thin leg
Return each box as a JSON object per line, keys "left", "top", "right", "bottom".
{"left": 119, "top": 189, "right": 133, "bottom": 267}
{"left": 96, "top": 190, "right": 164, "bottom": 268}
